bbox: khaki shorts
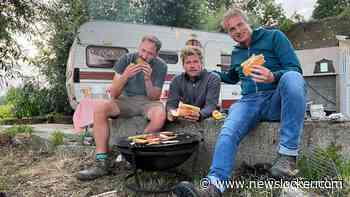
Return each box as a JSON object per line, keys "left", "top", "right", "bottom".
{"left": 114, "top": 96, "right": 163, "bottom": 118}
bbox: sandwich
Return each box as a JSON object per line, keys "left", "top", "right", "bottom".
{"left": 172, "top": 102, "right": 201, "bottom": 117}
{"left": 126, "top": 57, "right": 146, "bottom": 68}
{"left": 136, "top": 57, "right": 146, "bottom": 65}
{"left": 212, "top": 110, "right": 225, "bottom": 120}
{"left": 241, "top": 54, "right": 265, "bottom": 76}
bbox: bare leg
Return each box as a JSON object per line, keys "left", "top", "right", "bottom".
{"left": 76, "top": 99, "right": 120, "bottom": 181}
{"left": 144, "top": 104, "right": 166, "bottom": 132}
{"left": 92, "top": 100, "right": 120, "bottom": 153}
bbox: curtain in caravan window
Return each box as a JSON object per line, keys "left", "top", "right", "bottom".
{"left": 159, "top": 51, "right": 178, "bottom": 64}
{"left": 86, "top": 46, "right": 128, "bottom": 68}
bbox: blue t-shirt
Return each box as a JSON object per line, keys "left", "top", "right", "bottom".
{"left": 113, "top": 52, "right": 168, "bottom": 97}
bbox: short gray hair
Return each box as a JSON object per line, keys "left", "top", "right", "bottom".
{"left": 221, "top": 7, "right": 249, "bottom": 30}
{"left": 141, "top": 35, "right": 162, "bottom": 52}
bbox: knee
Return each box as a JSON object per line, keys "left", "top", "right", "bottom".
{"left": 94, "top": 100, "right": 117, "bottom": 116}
{"left": 280, "top": 71, "right": 304, "bottom": 83}
{"left": 280, "top": 71, "right": 305, "bottom": 92}
{"left": 280, "top": 71, "right": 303, "bottom": 82}
{"left": 148, "top": 105, "right": 166, "bottom": 121}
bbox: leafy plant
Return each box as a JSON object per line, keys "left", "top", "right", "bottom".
{"left": 298, "top": 144, "right": 350, "bottom": 195}
{"left": 338, "top": 7, "right": 350, "bottom": 18}
{"left": 5, "top": 81, "right": 51, "bottom": 118}
{"left": 297, "top": 144, "right": 350, "bottom": 196}
{"left": 50, "top": 130, "right": 65, "bottom": 146}
{"left": 312, "top": 0, "right": 350, "bottom": 20}
{"left": 201, "top": 5, "right": 226, "bottom": 32}
{"left": 32, "top": 0, "right": 89, "bottom": 116}
{"left": 4, "top": 125, "right": 34, "bottom": 138}
{"left": 278, "top": 18, "right": 295, "bottom": 33}
{"left": 142, "top": 0, "right": 208, "bottom": 29}
{"left": 0, "top": 104, "right": 14, "bottom": 119}
{"left": 47, "top": 112, "right": 64, "bottom": 122}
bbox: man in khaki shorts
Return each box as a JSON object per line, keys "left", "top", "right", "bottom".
{"left": 77, "top": 35, "right": 168, "bottom": 181}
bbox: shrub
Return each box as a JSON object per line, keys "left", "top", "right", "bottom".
{"left": 0, "top": 104, "right": 14, "bottom": 119}
{"left": 5, "top": 81, "right": 51, "bottom": 118}
{"left": 298, "top": 144, "right": 350, "bottom": 182}
{"left": 279, "top": 18, "right": 295, "bottom": 33}
{"left": 338, "top": 7, "right": 350, "bottom": 18}
{"left": 4, "top": 125, "right": 34, "bottom": 138}
{"left": 47, "top": 112, "right": 64, "bottom": 122}
{"left": 50, "top": 130, "right": 64, "bottom": 146}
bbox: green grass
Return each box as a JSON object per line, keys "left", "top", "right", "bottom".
{"left": 0, "top": 176, "right": 8, "bottom": 191}
{"left": 298, "top": 144, "right": 349, "bottom": 179}
{"left": 297, "top": 144, "right": 350, "bottom": 196}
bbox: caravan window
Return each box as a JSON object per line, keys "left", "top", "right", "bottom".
{"left": 159, "top": 51, "right": 178, "bottom": 64}
{"left": 86, "top": 46, "right": 128, "bottom": 68}
{"left": 221, "top": 54, "right": 231, "bottom": 65}
{"left": 220, "top": 54, "right": 231, "bottom": 72}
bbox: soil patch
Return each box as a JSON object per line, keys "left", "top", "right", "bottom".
{"left": 0, "top": 135, "right": 183, "bottom": 197}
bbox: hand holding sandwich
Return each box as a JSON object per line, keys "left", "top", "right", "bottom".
{"left": 135, "top": 57, "right": 152, "bottom": 81}
{"left": 122, "top": 57, "right": 153, "bottom": 80}
{"left": 167, "top": 102, "right": 201, "bottom": 122}
{"left": 241, "top": 54, "right": 275, "bottom": 83}
{"left": 250, "top": 65, "right": 275, "bottom": 83}
{"left": 140, "top": 63, "right": 152, "bottom": 81}
{"left": 184, "top": 111, "right": 200, "bottom": 121}
{"left": 167, "top": 109, "right": 177, "bottom": 122}
{"left": 167, "top": 108, "right": 200, "bottom": 122}
{"left": 122, "top": 63, "right": 143, "bottom": 79}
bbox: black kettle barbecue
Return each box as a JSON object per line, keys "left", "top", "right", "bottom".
{"left": 116, "top": 131, "right": 200, "bottom": 171}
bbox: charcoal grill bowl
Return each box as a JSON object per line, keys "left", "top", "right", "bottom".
{"left": 116, "top": 133, "right": 199, "bottom": 171}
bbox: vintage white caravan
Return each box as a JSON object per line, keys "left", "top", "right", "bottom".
{"left": 66, "top": 21, "right": 241, "bottom": 110}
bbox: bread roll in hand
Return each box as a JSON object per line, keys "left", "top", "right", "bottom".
{"left": 241, "top": 54, "right": 265, "bottom": 76}
{"left": 173, "top": 102, "right": 200, "bottom": 117}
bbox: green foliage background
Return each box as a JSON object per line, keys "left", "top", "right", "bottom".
{"left": 5, "top": 81, "right": 51, "bottom": 118}
{"left": 312, "top": 0, "right": 350, "bottom": 20}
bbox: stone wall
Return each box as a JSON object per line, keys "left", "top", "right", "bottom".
{"left": 109, "top": 117, "right": 350, "bottom": 176}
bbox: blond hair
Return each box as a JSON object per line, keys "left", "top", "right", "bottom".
{"left": 180, "top": 47, "right": 203, "bottom": 65}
